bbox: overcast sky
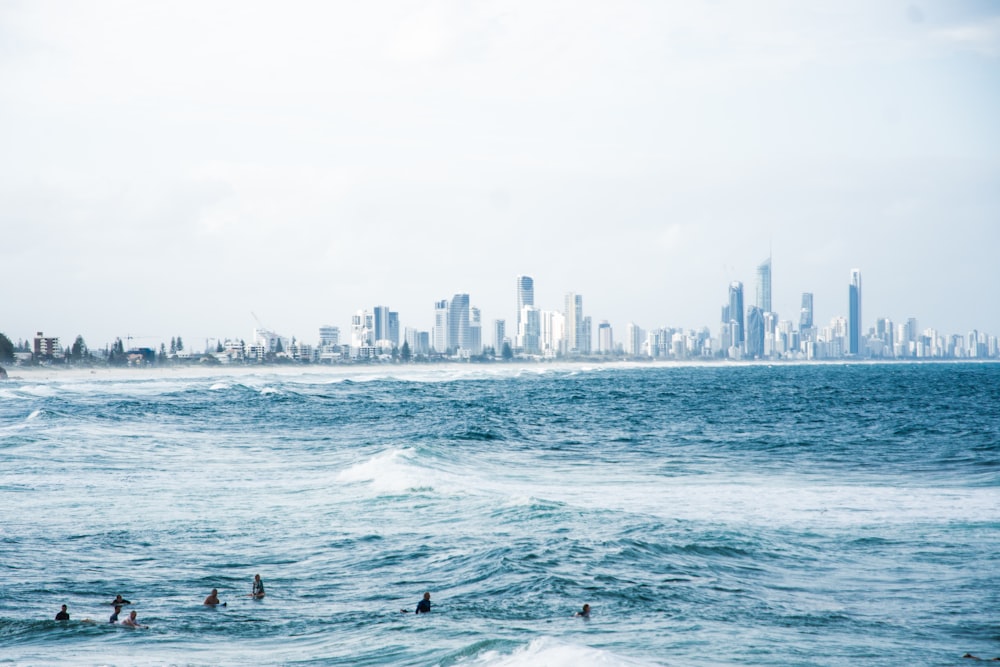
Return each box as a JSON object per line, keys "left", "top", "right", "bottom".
{"left": 2, "top": 0, "right": 998, "bottom": 351}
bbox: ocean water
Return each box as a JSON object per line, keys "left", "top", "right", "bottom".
{"left": 1, "top": 362, "right": 998, "bottom": 666}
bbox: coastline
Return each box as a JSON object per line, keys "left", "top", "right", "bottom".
{"left": 2, "top": 356, "right": 995, "bottom": 384}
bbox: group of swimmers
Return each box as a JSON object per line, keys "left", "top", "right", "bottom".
{"left": 52, "top": 575, "right": 267, "bottom": 628}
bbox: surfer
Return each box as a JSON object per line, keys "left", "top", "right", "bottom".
{"left": 963, "top": 655, "right": 1000, "bottom": 661}
{"left": 55, "top": 604, "right": 69, "bottom": 621}
{"left": 402, "top": 592, "right": 432, "bottom": 614}
{"left": 109, "top": 605, "right": 122, "bottom": 623}
{"left": 251, "top": 574, "right": 265, "bottom": 599}
{"left": 204, "top": 588, "right": 225, "bottom": 606}
{"left": 120, "top": 610, "right": 146, "bottom": 628}
{"left": 109, "top": 594, "right": 131, "bottom": 605}
{"left": 574, "top": 603, "right": 591, "bottom": 618}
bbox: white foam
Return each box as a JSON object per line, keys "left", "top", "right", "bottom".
{"left": 335, "top": 448, "right": 426, "bottom": 493}
{"left": 465, "top": 636, "right": 658, "bottom": 667}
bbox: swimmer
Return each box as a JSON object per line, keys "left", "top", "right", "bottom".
{"left": 120, "top": 610, "right": 146, "bottom": 628}
{"left": 109, "top": 605, "right": 122, "bottom": 623}
{"left": 204, "top": 588, "right": 226, "bottom": 606}
{"left": 109, "top": 594, "right": 132, "bottom": 605}
{"left": 251, "top": 574, "right": 265, "bottom": 599}
{"left": 55, "top": 604, "right": 69, "bottom": 621}
{"left": 574, "top": 603, "right": 591, "bottom": 618}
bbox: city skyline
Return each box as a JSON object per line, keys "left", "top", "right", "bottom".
{"left": 8, "top": 260, "right": 998, "bottom": 362}
{"left": 2, "top": 2, "right": 998, "bottom": 347}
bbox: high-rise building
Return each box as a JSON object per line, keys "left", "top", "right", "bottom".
{"left": 449, "top": 293, "right": 471, "bottom": 353}
{"left": 521, "top": 306, "right": 541, "bottom": 355}
{"left": 469, "top": 306, "right": 482, "bottom": 355}
{"left": 387, "top": 311, "right": 399, "bottom": 348}
{"left": 746, "top": 306, "right": 765, "bottom": 358}
{"left": 625, "top": 322, "right": 643, "bottom": 357}
{"left": 318, "top": 326, "right": 340, "bottom": 347}
{"left": 433, "top": 300, "right": 449, "bottom": 352}
{"left": 516, "top": 275, "right": 534, "bottom": 336}
{"left": 351, "top": 310, "right": 373, "bottom": 349}
{"left": 799, "top": 292, "right": 814, "bottom": 330}
{"left": 728, "top": 281, "right": 745, "bottom": 345}
{"left": 756, "top": 257, "right": 772, "bottom": 313}
{"left": 564, "top": 292, "right": 584, "bottom": 354}
{"left": 373, "top": 306, "right": 391, "bottom": 344}
{"left": 849, "top": 269, "right": 862, "bottom": 355}
{"left": 598, "top": 320, "right": 613, "bottom": 354}
{"left": 493, "top": 319, "right": 506, "bottom": 354}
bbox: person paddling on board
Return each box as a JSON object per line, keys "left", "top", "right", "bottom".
{"left": 204, "top": 588, "right": 226, "bottom": 606}
{"left": 55, "top": 604, "right": 70, "bottom": 621}
{"left": 120, "top": 610, "right": 147, "bottom": 628}
{"left": 402, "top": 592, "right": 432, "bottom": 613}
{"left": 109, "top": 594, "right": 131, "bottom": 606}
{"left": 251, "top": 574, "right": 265, "bottom": 599}
{"left": 109, "top": 605, "right": 122, "bottom": 623}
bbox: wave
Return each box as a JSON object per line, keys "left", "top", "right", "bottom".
{"left": 455, "top": 636, "right": 660, "bottom": 667}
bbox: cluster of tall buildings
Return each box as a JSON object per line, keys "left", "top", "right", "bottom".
{"left": 226, "top": 261, "right": 997, "bottom": 364}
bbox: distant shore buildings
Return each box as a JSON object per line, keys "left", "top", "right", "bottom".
{"left": 4, "top": 261, "right": 998, "bottom": 368}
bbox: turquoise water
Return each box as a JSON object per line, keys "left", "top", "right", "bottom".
{"left": 1, "top": 363, "right": 998, "bottom": 666}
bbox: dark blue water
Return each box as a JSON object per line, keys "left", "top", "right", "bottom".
{"left": 1, "top": 362, "right": 998, "bottom": 666}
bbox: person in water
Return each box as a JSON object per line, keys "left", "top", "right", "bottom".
{"left": 120, "top": 610, "right": 146, "bottom": 628}
{"left": 415, "top": 592, "right": 431, "bottom": 614}
{"left": 574, "top": 603, "right": 591, "bottom": 618}
{"left": 110, "top": 594, "right": 131, "bottom": 605}
{"left": 963, "top": 655, "right": 1000, "bottom": 661}
{"left": 109, "top": 605, "right": 122, "bottom": 623}
{"left": 204, "top": 588, "right": 225, "bottom": 606}
{"left": 252, "top": 574, "right": 265, "bottom": 599}
{"left": 55, "top": 604, "right": 70, "bottom": 621}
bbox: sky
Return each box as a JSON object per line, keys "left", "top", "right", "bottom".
{"left": 2, "top": 0, "right": 999, "bottom": 351}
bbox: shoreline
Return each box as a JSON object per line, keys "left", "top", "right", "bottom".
{"left": 2, "top": 357, "right": 996, "bottom": 383}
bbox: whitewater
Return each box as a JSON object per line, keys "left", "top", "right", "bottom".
{"left": 1, "top": 362, "right": 997, "bottom": 666}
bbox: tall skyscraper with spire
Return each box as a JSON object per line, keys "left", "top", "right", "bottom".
{"left": 849, "top": 269, "right": 862, "bottom": 355}
{"left": 756, "top": 256, "right": 772, "bottom": 313}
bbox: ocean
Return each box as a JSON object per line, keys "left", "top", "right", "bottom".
{"left": 1, "top": 362, "right": 997, "bottom": 666}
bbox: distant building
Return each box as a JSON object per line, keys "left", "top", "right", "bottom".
{"left": 756, "top": 257, "right": 772, "bottom": 314}
{"left": 516, "top": 275, "right": 534, "bottom": 337}
{"left": 728, "top": 282, "right": 745, "bottom": 346}
{"left": 448, "top": 293, "right": 471, "bottom": 353}
{"left": 33, "top": 332, "right": 60, "bottom": 358}
{"left": 848, "top": 269, "right": 862, "bottom": 355}
{"left": 746, "top": 306, "right": 765, "bottom": 358}
{"left": 433, "top": 300, "right": 449, "bottom": 352}
{"left": 598, "top": 320, "right": 613, "bottom": 354}
{"left": 493, "top": 319, "right": 506, "bottom": 354}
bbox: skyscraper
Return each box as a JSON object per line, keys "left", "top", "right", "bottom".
{"left": 449, "top": 293, "right": 471, "bottom": 353}
{"left": 849, "top": 269, "right": 862, "bottom": 355}
{"left": 728, "top": 281, "right": 745, "bottom": 345}
{"left": 433, "top": 300, "right": 449, "bottom": 352}
{"left": 598, "top": 320, "right": 613, "bottom": 354}
{"left": 746, "top": 306, "right": 765, "bottom": 358}
{"left": 491, "top": 319, "right": 505, "bottom": 355}
{"left": 516, "top": 275, "right": 534, "bottom": 336}
{"left": 756, "top": 256, "right": 772, "bottom": 313}
{"left": 564, "top": 292, "right": 584, "bottom": 354}
{"left": 799, "top": 292, "right": 814, "bottom": 330}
